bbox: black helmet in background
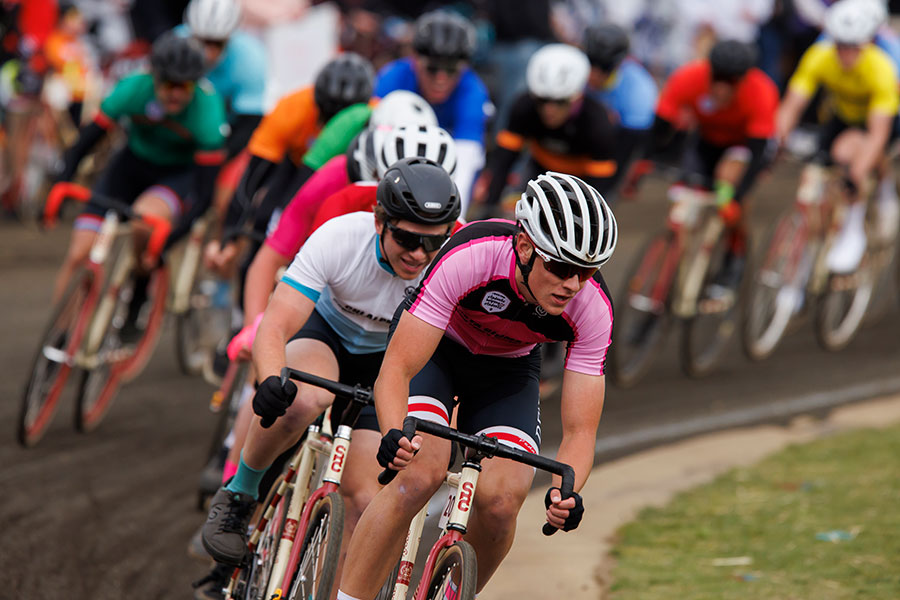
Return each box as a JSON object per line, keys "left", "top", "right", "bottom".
{"left": 314, "top": 52, "right": 375, "bottom": 122}
{"left": 709, "top": 40, "right": 758, "bottom": 82}
{"left": 150, "top": 30, "right": 207, "bottom": 82}
{"left": 413, "top": 11, "right": 476, "bottom": 62}
{"left": 583, "top": 23, "right": 630, "bottom": 73}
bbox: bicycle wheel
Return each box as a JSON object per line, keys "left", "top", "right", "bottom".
{"left": 119, "top": 265, "right": 169, "bottom": 382}
{"left": 421, "top": 541, "right": 477, "bottom": 600}
{"left": 741, "top": 210, "right": 810, "bottom": 361}
{"left": 607, "top": 230, "right": 678, "bottom": 387}
{"left": 680, "top": 227, "right": 744, "bottom": 378}
{"left": 204, "top": 361, "right": 249, "bottom": 467}
{"left": 374, "top": 560, "right": 401, "bottom": 600}
{"left": 814, "top": 265, "right": 874, "bottom": 352}
{"left": 75, "top": 269, "right": 134, "bottom": 433}
{"left": 236, "top": 473, "right": 290, "bottom": 600}
{"left": 175, "top": 276, "right": 231, "bottom": 376}
{"left": 18, "top": 268, "right": 96, "bottom": 447}
{"left": 286, "top": 491, "right": 345, "bottom": 600}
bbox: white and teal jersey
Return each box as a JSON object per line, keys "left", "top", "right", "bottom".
{"left": 281, "top": 212, "right": 420, "bottom": 354}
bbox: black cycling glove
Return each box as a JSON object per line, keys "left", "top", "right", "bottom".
{"left": 376, "top": 428, "right": 407, "bottom": 469}
{"left": 544, "top": 487, "right": 585, "bottom": 532}
{"left": 253, "top": 375, "right": 298, "bottom": 428}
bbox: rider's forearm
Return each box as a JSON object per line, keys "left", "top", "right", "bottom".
{"left": 373, "top": 365, "right": 411, "bottom": 435}
{"left": 59, "top": 121, "right": 106, "bottom": 181}
{"left": 223, "top": 155, "right": 277, "bottom": 234}
{"left": 224, "top": 114, "right": 262, "bottom": 160}
{"left": 733, "top": 136, "right": 770, "bottom": 201}
{"left": 252, "top": 312, "right": 291, "bottom": 382}
{"left": 243, "top": 245, "right": 288, "bottom": 327}
{"left": 776, "top": 91, "right": 809, "bottom": 141}
{"left": 554, "top": 433, "right": 597, "bottom": 493}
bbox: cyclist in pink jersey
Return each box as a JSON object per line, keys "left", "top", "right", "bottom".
{"left": 336, "top": 171, "right": 617, "bottom": 600}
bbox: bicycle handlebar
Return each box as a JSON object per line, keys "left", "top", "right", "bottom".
{"left": 279, "top": 367, "right": 374, "bottom": 428}
{"left": 43, "top": 182, "right": 173, "bottom": 264}
{"left": 378, "top": 416, "right": 576, "bottom": 536}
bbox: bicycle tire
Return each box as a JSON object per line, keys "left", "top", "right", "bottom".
{"left": 814, "top": 268, "right": 874, "bottom": 352}
{"left": 204, "top": 361, "right": 249, "bottom": 467}
{"left": 235, "top": 473, "right": 290, "bottom": 600}
{"left": 680, "top": 227, "right": 744, "bottom": 378}
{"left": 607, "top": 230, "right": 677, "bottom": 388}
{"left": 18, "top": 267, "right": 95, "bottom": 447}
{"left": 286, "top": 491, "right": 345, "bottom": 600}
{"left": 175, "top": 308, "right": 207, "bottom": 376}
{"left": 374, "top": 559, "right": 401, "bottom": 600}
{"left": 75, "top": 269, "right": 133, "bottom": 433}
{"left": 421, "top": 541, "right": 477, "bottom": 600}
{"left": 741, "top": 210, "right": 810, "bottom": 361}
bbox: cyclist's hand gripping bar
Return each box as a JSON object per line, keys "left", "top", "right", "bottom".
{"left": 43, "top": 182, "right": 91, "bottom": 228}
{"left": 377, "top": 416, "right": 418, "bottom": 485}
{"left": 541, "top": 464, "right": 575, "bottom": 536}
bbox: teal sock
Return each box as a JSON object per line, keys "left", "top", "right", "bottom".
{"left": 225, "top": 452, "right": 267, "bottom": 499}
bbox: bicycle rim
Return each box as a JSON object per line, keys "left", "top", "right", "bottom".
{"left": 421, "top": 541, "right": 477, "bottom": 600}
{"left": 815, "top": 270, "right": 874, "bottom": 351}
{"left": 18, "top": 269, "right": 94, "bottom": 447}
{"left": 680, "top": 233, "right": 741, "bottom": 377}
{"left": 608, "top": 231, "right": 675, "bottom": 387}
{"left": 242, "top": 476, "right": 291, "bottom": 600}
{"left": 287, "top": 492, "right": 344, "bottom": 600}
{"left": 75, "top": 275, "right": 132, "bottom": 433}
{"left": 741, "top": 211, "right": 809, "bottom": 361}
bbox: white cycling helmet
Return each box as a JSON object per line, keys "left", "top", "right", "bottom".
{"left": 184, "top": 0, "right": 241, "bottom": 41}
{"left": 825, "top": 0, "right": 883, "bottom": 45}
{"left": 370, "top": 90, "right": 438, "bottom": 129}
{"left": 526, "top": 44, "right": 590, "bottom": 100}
{"left": 516, "top": 171, "right": 617, "bottom": 268}
{"left": 375, "top": 124, "right": 457, "bottom": 179}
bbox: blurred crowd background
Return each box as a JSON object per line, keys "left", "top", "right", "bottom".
{"left": 7, "top": 0, "right": 900, "bottom": 133}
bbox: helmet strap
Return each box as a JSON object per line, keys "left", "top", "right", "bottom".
{"left": 512, "top": 236, "right": 540, "bottom": 304}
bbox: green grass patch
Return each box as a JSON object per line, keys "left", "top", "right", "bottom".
{"left": 609, "top": 425, "right": 900, "bottom": 599}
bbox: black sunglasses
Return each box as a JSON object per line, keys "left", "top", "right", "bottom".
{"left": 425, "top": 61, "right": 461, "bottom": 76}
{"left": 156, "top": 79, "right": 194, "bottom": 92}
{"left": 385, "top": 221, "right": 449, "bottom": 252}
{"left": 533, "top": 96, "right": 572, "bottom": 107}
{"left": 198, "top": 38, "right": 227, "bottom": 50}
{"left": 533, "top": 247, "right": 597, "bottom": 282}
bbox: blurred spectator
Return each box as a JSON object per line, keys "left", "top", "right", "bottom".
{"left": 130, "top": 0, "right": 189, "bottom": 42}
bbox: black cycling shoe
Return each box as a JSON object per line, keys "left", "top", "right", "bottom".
{"left": 201, "top": 487, "right": 257, "bottom": 567}
{"left": 192, "top": 562, "right": 232, "bottom": 600}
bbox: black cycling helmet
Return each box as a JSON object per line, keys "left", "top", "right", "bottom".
{"left": 345, "top": 128, "right": 376, "bottom": 183}
{"left": 412, "top": 11, "right": 476, "bottom": 61}
{"left": 377, "top": 156, "right": 461, "bottom": 225}
{"left": 150, "top": 30, "right": 207, "bottom": 83}
{"left": 709, "top": 40, "right": 757, "bottom": 82}
{"left": 314, "top": 52, "right": 375, "bottom": 122}
{"left": 583, "top": 23, "right": 629, "bottom": 72}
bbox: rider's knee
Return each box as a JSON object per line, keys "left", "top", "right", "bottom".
{"left": 473, "top": 487, "right": 526, "bottom": 533}
{"left": 394, "top": 464, "right": 445, "bottom": 510}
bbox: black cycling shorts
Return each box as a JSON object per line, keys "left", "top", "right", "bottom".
{"left": 74, "top": 146, "right": 193, "bottom": 230}
{"left": 289, "top": 309, "right": 382, "bottom": 432}
{"left": 407, "top": 336, "right": 543, "bottom": 454}
{"left": 816, "top": 114, "right": 900, "bottom": 160}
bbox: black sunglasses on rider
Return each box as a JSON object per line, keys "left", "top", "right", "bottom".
{"left": 424, "top": 60, "right": 461, "bottom": 76}
{"left": 533, "top": 246, "right": 598, "bottom": 282}
{"left": 385, "top": 221, "right": 450, "bottom": 252}
{"left": 532, "top": 95, "right": 572, "bottom": 108}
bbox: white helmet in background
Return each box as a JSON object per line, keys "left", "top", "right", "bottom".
{"left": 516, "top": 171, "right": 617, "bottom": 268}
{"left": 184, "top": 0, "right": 242, "bottom": 40}
{"left": 375, "top": 124, "right": 457, "bottom": 179}
{"left": 825, "top": 0, "right": 883, "bottom": 45}
{"left": 526, "top": 44, "right": 590, "bottom": 100}
{"left": 370, "top": 90, "right": 438, "bottom": 129}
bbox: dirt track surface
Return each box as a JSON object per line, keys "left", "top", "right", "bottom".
{"left": 2, "top": 162, "right": 899, "bottom": 599}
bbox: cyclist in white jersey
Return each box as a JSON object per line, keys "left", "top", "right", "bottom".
{"left": 200, "top": 157, "right": 462, "bottom": 568}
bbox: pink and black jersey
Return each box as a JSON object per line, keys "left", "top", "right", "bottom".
{"left": 404, "top": 219, "right": 614, "bottom": 376}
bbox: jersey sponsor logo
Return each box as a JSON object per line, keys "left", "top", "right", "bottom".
{"left": 534, "top": 305, "right": 548, "bottom": 317}
{"left": 145, "top": 100, "right": 165, "bottom": 121}
{"left": 457, "top": 481, "right": 474, "bottom": 512}
{"left": 335, "top": 299, "right": 392, "bottom": 324}
{"left": 481, "top": 291, "right": 510, "bottom": 313}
